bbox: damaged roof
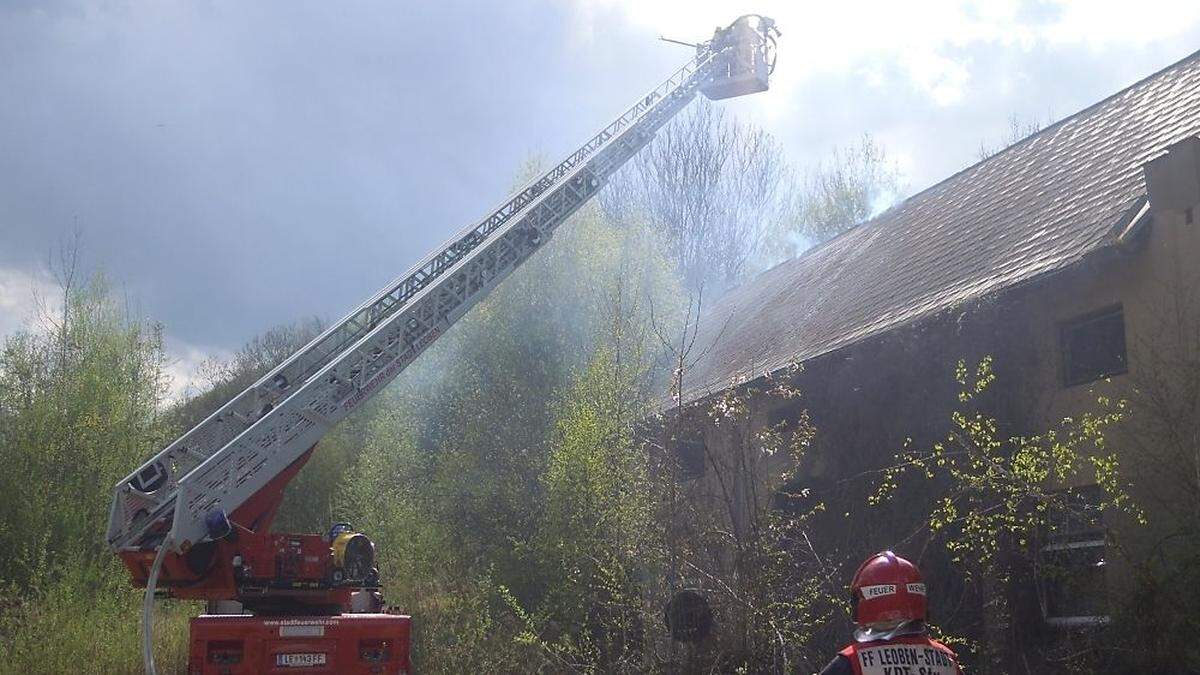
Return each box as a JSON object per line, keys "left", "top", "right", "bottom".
{"left": 678, "top": 49, "right": 1200, "bottom": 406}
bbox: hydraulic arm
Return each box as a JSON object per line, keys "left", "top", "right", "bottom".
{"left": 107, "top": 14, "right": 778, "bottom": 675}
{"left": 108, "top": 14, "right": 777, "bottom": 563}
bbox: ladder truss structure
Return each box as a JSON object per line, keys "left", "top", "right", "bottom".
{"left": 108, "top": 15, "right": 778, "bottom": 556}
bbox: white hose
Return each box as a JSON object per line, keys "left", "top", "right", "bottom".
{"left": 142, "top": 537, "right": 172, "bottom": 675}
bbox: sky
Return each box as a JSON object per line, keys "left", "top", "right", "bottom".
{"left": 3, "top": 0, "right": 1200, "bottom": 398}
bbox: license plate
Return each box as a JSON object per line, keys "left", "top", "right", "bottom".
{"left": 276, "top": 652, "right": 327, "bottom": 668}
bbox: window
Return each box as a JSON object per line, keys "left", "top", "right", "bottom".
{"left": 771, "top": 477, "right": 813, "bottom": 514}
{"left": 672, "top": 428, "right": 707, "bottom": 480}
{"left": 1061, "top": 306, "right": 1127, "bottom": 386}
{"left": 1040, "top": 485, "right": 1108, "bottom": 626}
{"left": 766, "top": 405, "right": 806, "bottom": 437}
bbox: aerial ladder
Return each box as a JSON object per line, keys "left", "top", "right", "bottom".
{"left": 107, "top": 15, "right": 779, "bottom": 675}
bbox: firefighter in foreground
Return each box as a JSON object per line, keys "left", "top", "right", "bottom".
{"left": 820, "top": 551, "right": 963, "bottom": 675}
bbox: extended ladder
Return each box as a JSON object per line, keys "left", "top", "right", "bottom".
{"left": 108, "top": 15, "right": 778, "bottom": 554}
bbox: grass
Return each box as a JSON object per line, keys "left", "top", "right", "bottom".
{"left": 0, "top": 565, "right": 195, "bottom": 675}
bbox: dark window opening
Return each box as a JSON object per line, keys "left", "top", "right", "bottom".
{"left": 672, "top": 429, "right": 707, "bottom": 480}
{"left": 771, "top": 477, "right": 813, "bottom": 515}
{"left": 1061, "top": 306, "right": 1127, "bottom": 386}
{"left": 1041, "top": 485, "right": 1108, "bottom": 626}
{"left": 1046, "top": 485, "right": 1105, "bottom": 539}
{"left": 766, "top": 406, "right": 802, "bottom": 435}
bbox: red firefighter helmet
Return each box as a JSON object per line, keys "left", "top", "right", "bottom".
{"left": 850, "top": 551, "right": 927, "bottom": 625}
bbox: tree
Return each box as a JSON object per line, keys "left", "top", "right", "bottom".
{"left": 335, "top": 201, "right": 681, "bottom": 671}
{"left": 786, "top": 134, "right": 900, "bottom": 249}
{"left": 0, "top": 260, "right": 192, "bottom": 672}
{"left": 601, "top": 98, "right": 794, "bottom": 295}
{"left": 172, "top": 316, "right": 325, "bottom": 429}
{"left": 871, "top": 357, "right": 1140, "bottom": 672}
{"left": 507, "top": 341, "right": 661, "bottom": 672}
{"left": 657, "top": 364, "right": 843, "bottom": 672}
{"left": 0, "top": 270, "right": 170, "bottom": 588}
{"left": 976, "top": 113, "right": 1046, "bottom": 161}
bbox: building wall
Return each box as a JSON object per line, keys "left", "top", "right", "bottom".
{"left": 671, "top": 144, "right": 1200, "bottom": 670}
{"left": 1016, "top": 187, "right": 1200, "bottom": 625}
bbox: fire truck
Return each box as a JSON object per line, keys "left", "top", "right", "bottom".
{"left": 105, "top": 15, "right": 779, "bottom": 674}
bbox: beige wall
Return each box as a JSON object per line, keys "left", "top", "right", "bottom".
{"left": 1013, "top": 194, "right": 1200, "bottom": 600}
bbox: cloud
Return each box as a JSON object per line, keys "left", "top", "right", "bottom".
{"left": 1041, "top": 0, "right": 1200, "bottom": 48}
{"left": 0, "top": 1, "right": 614, "bottom": 351}
{"left": 162, "top": 337, "right": 228, "bottom": 403}
{"left": 902, "top": 50, "right": 972, "bottom": 107}
{"left": 0, "top": 263, "right": 220, "bottom": 403}
{"left": 577, "top": 0, "right": 1200, "bottom": 118}
{"left": 0, "top": 266, "right": 62, "bottom": 339}
{"left": 2, "top": 0, "right": 1199, "bottom": 362}
{"left": 580, "top": 0, "right": 1200, "bottom": 192}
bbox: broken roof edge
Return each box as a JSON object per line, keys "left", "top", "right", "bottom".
{"left": 1113, "top": 196, "right": 1153, "bottom": 247}
{"left": 661, "top": 196, "right": 1146, "bottom": 413}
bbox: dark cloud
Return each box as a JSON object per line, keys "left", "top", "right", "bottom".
{"left": 0, "top": 0, "right": 674, "bottom": 350}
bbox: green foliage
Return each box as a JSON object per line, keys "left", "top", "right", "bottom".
{"left": 871, "top": 357, "right": 1140, "bottom": 570}
{"left": 0, "top": 563, "right": 192, "bottom": 674}
{"left": 867, "top": 356, "right": 1144, "bottom": 669}
{"left": 343, "top": 411, "right": 524, "bottom": 670}
{"left": 0, "top": 273, "right": 171, "bottom": 586}
{"left": 787, "top": 134, "right": 901, "bottom": 247}
{"left": 0, "top": 272, "right": 192, "bottom": 673}
{"left": 510, "top": 343, "right": 660, "bottom": 672}
{"left": 333, "top": 204, "right": 681, "bottom": 671}
{"left": 665, "top": 365, "right": 842, "bottom": 671}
